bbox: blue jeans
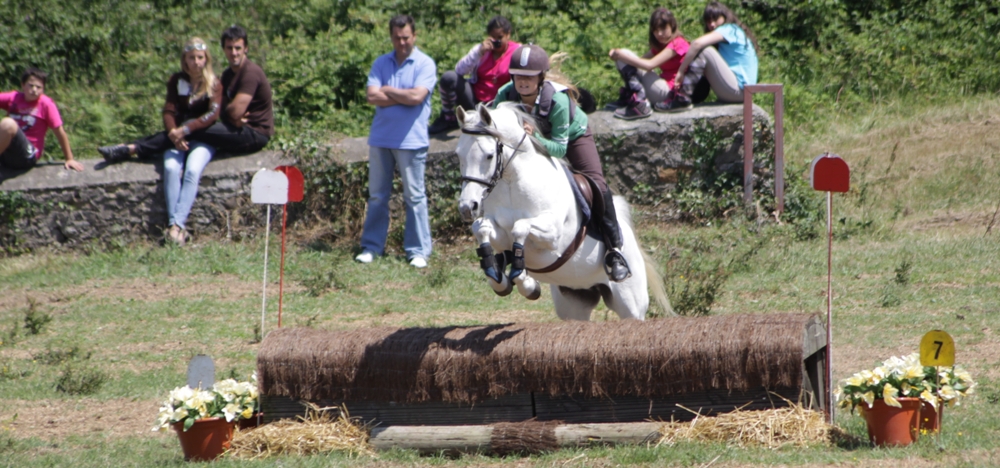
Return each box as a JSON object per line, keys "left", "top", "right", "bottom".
{"left": 359, "top": 146, "right": 432, "bottom": 259}
{"left": 163, "top": 142, "right": 214, "bottom": 230}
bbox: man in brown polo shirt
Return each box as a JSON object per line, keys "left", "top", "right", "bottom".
{"left": 188, "top": 25, "right": 273, "bottom": 154}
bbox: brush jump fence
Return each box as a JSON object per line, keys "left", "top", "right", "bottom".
{"left": 257, "top": 313, "right": 827, "bottom": 452}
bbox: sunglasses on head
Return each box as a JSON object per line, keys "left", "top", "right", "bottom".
{"left": 184, "top": 43, "right": 208, "bottom": 52}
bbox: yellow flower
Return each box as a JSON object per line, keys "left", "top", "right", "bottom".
{"left": 882, "top": 383, "right": 900, "bottom": 407}
{"left": 862, "top": 391, "right": 875, "bottom": 407}
{"left": 241, "top": 407, "right": 254, "bottom": 419}
{"left": 902, "top": 365, "right": 923, "bottom": 380}
{"left": 844, "top": 374, "right": 864, "bottom": 387}
{"left": 920, "top": 389, "right": 938, "bottom": 409}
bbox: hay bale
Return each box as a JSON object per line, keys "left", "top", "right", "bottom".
{"left": 258, "top": 314, "right": 816, "bottom": 405}
{"left": 655, "top": 401, "right": 830, "bottom": 449}
{"left": 490, "top": 420, "right": 562, "bottom": 455}
{"left": 228, "top": 404, "right": 374, "bottom": 459}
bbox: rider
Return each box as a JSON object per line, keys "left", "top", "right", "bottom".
{"left": 491, "top": 44, "right": 631, "bottom": 282}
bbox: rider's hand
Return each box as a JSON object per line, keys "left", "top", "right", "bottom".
{"left": 523, "top": 122, "right": 535, "bottom": 136}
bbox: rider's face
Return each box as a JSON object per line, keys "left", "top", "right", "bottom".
{"left": 513, "top": 74, "right": 540, "bottom": 98}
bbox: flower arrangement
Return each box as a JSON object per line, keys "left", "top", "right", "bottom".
{"left": 153, "top": 375, "right": 259, "bottom": 432}
{"left": 835, "top": 353, "right": 976, "bottom": 413}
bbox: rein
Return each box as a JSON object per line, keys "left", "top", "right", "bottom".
{"left": 459, "top": 124, "right": 529, "bottom": 200}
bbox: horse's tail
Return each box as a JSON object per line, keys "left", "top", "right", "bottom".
{"left": 642, "top": 248, "right": 675, "bottom": 317}
{"left": 614, "top": 196, "right": 675, "bottom": 317}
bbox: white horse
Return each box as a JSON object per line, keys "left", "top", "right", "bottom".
{"left": 455, "top": 103, "right": 672, "bottom": 320}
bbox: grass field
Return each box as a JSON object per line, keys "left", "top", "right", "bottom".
{"left": 1, "top": 97, "right": 999, "bottom": 466}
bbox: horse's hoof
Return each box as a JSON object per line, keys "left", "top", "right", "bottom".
{"left": 489, "top": 278, "right": 514, "bottom": 297}
{"left": 525, "top": 285, "right": 541, "bottom": 301}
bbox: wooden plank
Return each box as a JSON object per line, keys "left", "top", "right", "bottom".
{"left": 262, "top": 393, "right": 534, "bottom": 426}
{"left": 801, "top": 314, "right": 828, "bottom": 411}
{"left": 533, "top": 387, "right": 801, "bottom": 423}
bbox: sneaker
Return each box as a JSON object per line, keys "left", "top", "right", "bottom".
{"left": 355, "top": 251, "right": 375, "bottom": 263}
{"left": 652, "top": 90, "right": 675, "bottom": 112}
{"left": 604, "top": 87, "right": 631, "bottom": 111}
{"left": 409, "top": 256, "right": 428, "bottom": 269}
{"left": 660, "top": 93, "right": 693, "bottom": 113}
{"left": 613, "top": 100, "right": 652, "bottom": 120}
{"left": 428, "top": 113, "right": 458, "bottom": 134}
{"left": 98, "top": 144, "right": 131, "bottom": 163}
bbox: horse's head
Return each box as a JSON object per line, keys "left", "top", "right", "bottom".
{"left": 454, "top": 104, "right": 527, "bottom": 222}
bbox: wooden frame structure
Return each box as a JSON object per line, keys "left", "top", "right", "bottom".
{"left": 743, "top": 84, "right": 785, "bottom": 213}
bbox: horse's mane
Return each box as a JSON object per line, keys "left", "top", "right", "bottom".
{"left": 492, "top": 102, "right": 552, "bottom": 157}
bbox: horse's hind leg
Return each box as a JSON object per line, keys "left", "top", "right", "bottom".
{"left": 552, "top": 285, "right": 600, "bottom": 321}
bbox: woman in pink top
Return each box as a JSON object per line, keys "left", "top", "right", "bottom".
{"left": 428, "top": 16, "right": 520, "bottom": 134}
{"left": 0, "top": 67, "right": 83, "bottom": 171}
{"left": 606, "top": 8, "right": 690, "bottom": 120}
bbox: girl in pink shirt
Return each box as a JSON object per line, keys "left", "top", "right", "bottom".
{"left": 428, "top": 16, "right": 520, "bottom": 134}
{"left": 607, "top": 8, "right": 691, "bottom": 120}
{"left": 0, "top": 67, "right": 82, "bottom": 171}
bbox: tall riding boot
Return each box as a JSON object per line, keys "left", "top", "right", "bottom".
{"left": 601, "top": 190, "right": 632, "bottom": 282}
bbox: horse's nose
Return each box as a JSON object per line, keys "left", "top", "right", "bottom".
{"left": 459, "top": 200, "right": 478, "bottom": 222}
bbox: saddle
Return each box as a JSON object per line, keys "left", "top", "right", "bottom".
{"left": 566, "top": 166, "right": 605, "bottom": 231}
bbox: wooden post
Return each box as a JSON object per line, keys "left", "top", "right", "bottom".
{"left": 742, "top": 84, "right": 785, "bottom": 213}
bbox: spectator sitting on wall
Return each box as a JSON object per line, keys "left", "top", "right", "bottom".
{"left": 428, "top": 15, "right": 520, "bottom": 135}
{"left": 0, "top": 67, "right": 83, "bottom": 172}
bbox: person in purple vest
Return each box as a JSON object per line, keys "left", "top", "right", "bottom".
{"left": 355, "top": 15, "right": 437, "bottom": 269}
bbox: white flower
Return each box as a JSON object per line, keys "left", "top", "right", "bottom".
{"left": 223, "top": 403, "right": 241, "bottom": 422}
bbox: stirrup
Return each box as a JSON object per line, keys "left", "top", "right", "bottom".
{"left": 604, "top": 249, "right": 632, "bottom": 282}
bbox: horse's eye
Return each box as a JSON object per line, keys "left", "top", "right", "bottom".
{"left": 486, "top": 153, "right": 494, "bottom": 160}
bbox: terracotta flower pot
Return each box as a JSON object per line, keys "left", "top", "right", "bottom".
{"left": 920, "top": 402, "right": 941, "bottom": 433}
{"left": 172, "top": 417, "right": 236, "bottom": 461}
{"left": 860, "top": 397, "right": 921, "bottom": 446}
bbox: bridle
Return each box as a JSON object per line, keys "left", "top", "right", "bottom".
{"left": 459, "top": 121, "right": 529, "bottom": 201}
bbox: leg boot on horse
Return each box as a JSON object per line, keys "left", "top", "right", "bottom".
{"left": 601, "top": 190, "right": 632, "bottom": 282}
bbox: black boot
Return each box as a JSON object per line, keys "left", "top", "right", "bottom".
{"left": 600, "top": 190, "right": 631, "bottom": 282}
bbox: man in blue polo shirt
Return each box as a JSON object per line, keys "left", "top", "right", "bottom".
{"left": 355, "top": 14, "right": 437, "bottom": 269}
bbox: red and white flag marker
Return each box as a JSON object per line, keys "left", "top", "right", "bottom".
{"left": 251, "top": 166, "right": 304, "bottom": 334}
{"left": 809, "top": 153, "right": 849, "bottom": 424}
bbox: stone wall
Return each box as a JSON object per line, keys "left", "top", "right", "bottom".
{"left": 0, "top": 104, "right": 772, "bottom": 252}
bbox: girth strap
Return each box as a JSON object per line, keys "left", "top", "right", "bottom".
{"left": 526, "top": 224, "right": 588, "bottom": 274}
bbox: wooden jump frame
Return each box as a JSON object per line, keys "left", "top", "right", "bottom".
{"left": 743, "top": 84, "right": 785, "bottom": 213}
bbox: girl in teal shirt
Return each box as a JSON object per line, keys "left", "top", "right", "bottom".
{"left": 665, "top": 1, "right": 759, "bottom": 112}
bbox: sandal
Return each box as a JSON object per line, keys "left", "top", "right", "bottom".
{"left": 166, "top": 225, "right": 186, "bottom": 246}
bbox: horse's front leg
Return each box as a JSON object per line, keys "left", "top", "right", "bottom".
{"left": 507, "top": 215, "right": 561, "bottom": 301}
{"left": 473, "top": 217, "right": 513, "bottom": 297}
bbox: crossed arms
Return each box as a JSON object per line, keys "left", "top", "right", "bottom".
{"left": 366, "top": 85, "right": 430, "bottom": 107}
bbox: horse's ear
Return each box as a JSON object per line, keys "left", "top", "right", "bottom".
{"left": 478, "top": 104, "right": 493, "bottom": 127}
{"left": 456, "top": 106, "right": 467, "bottom": 127}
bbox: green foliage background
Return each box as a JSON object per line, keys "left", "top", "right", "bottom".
{"left": 2, "top": 0, "right": 999, "bottom": 154}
